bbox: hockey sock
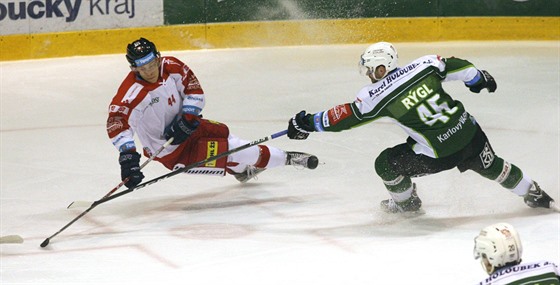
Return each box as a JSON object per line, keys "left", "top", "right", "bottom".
{"left": 474, "top": 157, "right": 531, "bottom": 196}
{"left": 384, "top": 176, "right": 414, "bottom": 202}
{"left": 249, "top": 145, "right": 287, "bottom": 169}
{"left": 254, "top": 145, "right": 271, "bottom": 168}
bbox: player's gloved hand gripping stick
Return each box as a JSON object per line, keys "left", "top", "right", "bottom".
{"left": 40, "top": 130, "right": 288, "bottom": 248}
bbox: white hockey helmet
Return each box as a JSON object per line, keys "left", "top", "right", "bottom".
{"left": 473, "top": 222, "right": 523, "bottom": 274}
{"left": 359, "top": 42, "right": 398, "bottom": 80}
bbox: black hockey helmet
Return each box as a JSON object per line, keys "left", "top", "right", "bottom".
{"left": 126, "top": 37, "right": 160, "bottom": 67}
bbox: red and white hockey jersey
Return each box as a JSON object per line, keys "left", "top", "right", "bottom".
{"left": 107, "top": 56, "right": 206, "bottom": 164}
{"left": 107, "top": 55, "right": 286, "bottom": 174}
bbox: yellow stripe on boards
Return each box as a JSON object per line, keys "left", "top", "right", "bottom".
{"left": 1, "top": 17, "right": 558, "bottom": 61}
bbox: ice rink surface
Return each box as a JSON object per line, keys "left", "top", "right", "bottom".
{"left": 1, "top": 41, "right": 559, "bottom": 284}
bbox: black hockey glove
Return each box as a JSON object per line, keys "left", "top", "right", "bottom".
{"left": 288, "top": 110, "right": 315, "bottom": 140}
{"left": 467, "top": 70, "right": 497, "bottom": 93}
{"left": 164, "top": 114, "right": 200, "bottom": 145}
{"left": 119, "top": 151, "right": 145, "bottom": 188}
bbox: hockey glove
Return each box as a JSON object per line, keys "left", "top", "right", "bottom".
{"left": 467, "top": 70, "right": 497, "bottom": 93}
{"left": 288, "top": 110, "right": 315, "bottom": 140}
{"left": 164, "top": 114, "right": 200, "bottom": 145}
{"left": 119, "top": 151, "right": 145, "bottom": 188}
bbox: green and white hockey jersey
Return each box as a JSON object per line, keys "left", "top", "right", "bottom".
{"left": 310, "top": 55, "right": 482, "bottom": 158}
{"left": 475, "top": 260, "right": 559, "bottom": 285}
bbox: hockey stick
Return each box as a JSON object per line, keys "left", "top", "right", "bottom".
{"left": 0, "top": 235, "right": 24, "bottom": 244}
{"left": 40, "top": 130, "right": 288, "bottom": 248}
{"left": 67, "top": 138, "right": 174, "bottom": 209}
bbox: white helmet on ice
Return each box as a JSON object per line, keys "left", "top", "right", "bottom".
{"left": 473, "top": 222, "right": 523, "bottom": 274}
{"left": 359, "top": 42, "right": 398, "bottom": 81}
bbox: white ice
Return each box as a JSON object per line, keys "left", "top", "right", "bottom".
{"left": 1, "top": 42, "right": 559, "bottom": 284}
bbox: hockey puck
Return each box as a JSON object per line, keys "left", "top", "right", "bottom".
{"left": 307, "top": 155, "right": 319, "bottom": 169}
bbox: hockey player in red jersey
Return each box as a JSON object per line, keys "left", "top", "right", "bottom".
{"left": 108, "top": 37, "right": 318, "bottom": 188}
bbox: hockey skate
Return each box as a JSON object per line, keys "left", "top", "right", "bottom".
{"left": 286, "top": 152, "right": 319, "bottom": 169}
{"left": 524, "top": 181, "right": 558, "bottom": 212}
{"left": 380, "top": 184, "right": 423, "bottom": 213}
{"left": 232, "top": 165, "right": 266, "bottom": 183}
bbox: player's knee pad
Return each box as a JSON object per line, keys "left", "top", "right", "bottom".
{"left": 375, "top": 148, "right": 401, "bottom": 181}
{"left": 375, "top": 148, "right": 413, "bottom": 193}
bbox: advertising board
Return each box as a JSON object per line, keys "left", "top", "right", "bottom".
{"left": 0, "top": 0, "right": 163, "bottom": 35}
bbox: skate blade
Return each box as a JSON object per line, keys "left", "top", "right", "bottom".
{"left": 401, "top": 208, "right": 426, "bottom": 217}
{"left": 381, "top": 208, "right": 426, "bottom": 216}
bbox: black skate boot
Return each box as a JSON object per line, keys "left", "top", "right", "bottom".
{"left": 380, "top": 184, "right": 423, "bottom": 213}
{"left": 524, "top": 181, "right": 556, "bottom": 209}
{"left": 286, "top": 152, "right": 319, "bottom": 169}
{"left": 232, "top": 165, "right": 266, "bottom": 183}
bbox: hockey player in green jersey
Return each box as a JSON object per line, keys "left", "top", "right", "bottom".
{"left": 473, "top": 222, "right": 559, "bottom": 285}
{"left": 287, "top": 41, "right": 558, "bottom": 213}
